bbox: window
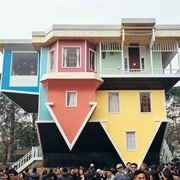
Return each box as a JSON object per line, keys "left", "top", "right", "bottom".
{"left": 108, "top": 92, "right": 120, "bottom": 113}
{"left": 124, "top": 58, "right": 128, "bottom": 71}
{"left": 63, "top": 47, "right": 80, "bottom": 67}
{"left": 11, "top": 52, "right": 38, "bottom": 76}
{"left": 141, "top": 58, "right": 145, "bottom": 70}
{"left": 49, "top": 50, "right": 55, "bottom": 70}
{"left": 90, "top": 50, "right": 96, "bottom": 71}
{"left": 126, "top": 132, "right": 136, "bottom": 150}
{"left": 66, "top": 92, "right": 77, "bottom": 107}
{"left": 140, "top": 92, "right": 151, "bottom": 112}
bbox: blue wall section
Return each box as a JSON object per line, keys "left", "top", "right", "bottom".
{"left": 1, "top": 50, "right": 40, "bottom": 93}
{"left": 39, "top": 46, "right": 53, "bottom": 121}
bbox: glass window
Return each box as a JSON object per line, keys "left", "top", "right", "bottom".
{"left": 140, "top": 92, "right": 151, "bottom": 112}
{"left": 108, "top": 92, "right": 120, "bottom": 113}
{"left": 126, "top": 132, "right": 136, "bottom": 150}
{"left": 141, "top": 58, "right": 145, "bottom": 70}
{"left": 49, "top": 50, "right": 55, "bottom": 70}
{"left": 66, "top": 92, "right": 77, "bottom": 107}
{"left": 90, "top": 50, "right": 96, "bottom": 71}
{"left": 63, "top": 47, "right": 80, "bottom": 67}
{"left": 11, "top": 53, "right": 38, "bottom": 76}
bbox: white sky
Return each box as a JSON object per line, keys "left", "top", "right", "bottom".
{"left": 0, "top": 0, "right": 180, "bottom": 85}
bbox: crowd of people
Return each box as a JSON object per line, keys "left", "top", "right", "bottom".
{"left": 0, "top": 161, "right": 180, "bottom": 180}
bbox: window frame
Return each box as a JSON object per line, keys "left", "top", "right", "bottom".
{"left": 89, "top": 49, "right": 96, "bottom": 71}
{"left": 49, "top": 49, "right": 55, "bottom": 71}
{"left": 66, "top": 91, "right": 77, "bottom": 107}
{"left": 126, "top": 131, "right": 137, "bottom": 151}
{"left": 11, "top": 51, "right": 38, "bottom": 76}
{"left": 139, "top": 92, "right": 152, "bottom": 113}
{"left": 62, "top": 46, "right": 81, "bottom": 68}
{"left": 107, "top": 92, "right": 120, "bottom": 113}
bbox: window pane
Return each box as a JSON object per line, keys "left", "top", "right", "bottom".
{"left": 63, "top": 48, "right": 80, "bottom": 67}
{"left": 50, "top": 50, "right": 54, "bottom": 70}
{"left": 12, "top": 53, "right": 38, "bottom": 76}
{"left": 108, "top": 92, "right": 119, "bottom": 113}
{"left": 140, "top": 92, "right": 151, "bottom": 112}
{"left": 67, "top": 92, "right": 77, "bottom": 107}
{"left": 126, "top": 132, "right": 136, "bottom": 150}
{"left": 90, "top": 51, "right": 95, "bottom": 71}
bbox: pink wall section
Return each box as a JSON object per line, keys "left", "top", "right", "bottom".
{"left": 49, "top": 41, "right": 57, "bottom": 72}
{"left": 86, "top": 41, "right": 96, "bottom": 72}
{"left": 48, "top": 40, "right": 97, "bottom": 73}
{"left": 58, "top": 40, "right": 85, "bottom": 72}
{"left": 44, "top": 79, "right": 102, "bottom": 144}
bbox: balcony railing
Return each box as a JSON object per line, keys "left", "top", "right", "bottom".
{"left": 101, "top": 68, "right": 180, "bottom": 76}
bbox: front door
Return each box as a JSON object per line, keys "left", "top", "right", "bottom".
{"left": 128, "top": 47, "right": 140, "bottom": 69}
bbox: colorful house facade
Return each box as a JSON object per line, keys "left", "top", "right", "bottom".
{"left": 0, "top": 18, "right": 180, "bottom": 167}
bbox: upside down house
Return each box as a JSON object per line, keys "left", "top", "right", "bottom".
{"left": 0, "top": 18, "right": 180, "bottom": 168}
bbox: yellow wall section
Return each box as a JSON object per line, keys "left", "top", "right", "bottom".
{"left": 90, "top": 90, "right": 166, "bottom": 165}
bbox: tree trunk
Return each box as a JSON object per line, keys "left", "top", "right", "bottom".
{"left": 7, "top": 103, "right": 15, "bottom": 163}
{"left": 2, "top": 145, "right": 8, "bottom": 165}
{"left": 32, "top": 113, "right": 38, "bottom": 146}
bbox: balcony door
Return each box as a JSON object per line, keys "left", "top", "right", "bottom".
{"left": 128, "top": 47, "right": 140, "bottom": 69}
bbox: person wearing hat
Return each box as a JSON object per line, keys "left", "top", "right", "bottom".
{"left": 107, "top": 169, "right": 114, "bottom": 180}
{"left": 85, "top": 163, "right": 96, "bottom": 180}
{"left": 116, "top": 164, "right": 126, "bottom": 174}
{"left": 114, "top": 164, "right": 130, "bottom": 180}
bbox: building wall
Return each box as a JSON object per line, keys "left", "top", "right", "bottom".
{"left": 90, "top": 90, "right": 166, "bottom": 164}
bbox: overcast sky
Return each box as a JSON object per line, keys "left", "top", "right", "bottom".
{"left": 0, "top": 0, "right": 180, "bottom": 85}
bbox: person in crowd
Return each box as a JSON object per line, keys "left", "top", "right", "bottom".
{"left": 106, "top": 169, "right": 114, "bottom": 180}
{"left": 110, "top": 166, "right": 117, "bottom": 175}
{"left": 9, "top": 169, "right": 18, "bottom": 180}
{"left": 162, "top": 168, "right": 174, "bottom": 180}
{"left": 75, "top": 167, "right": 80, "bottom": 180}
{"left": 3, "top": 172, "right": 10, "bottom": 180}
{"left": 102, "top": 167, "right": 108, "bottom": 180}
{"left": 29, "top": 167, "right": 40, "bottom": 180}
{"left": 24, "top": 168, "right": 30, "bottom": 178}
{"left": 19, "top": 172, "right": 29, "bottom": 180}
{"left": 41, "top": 170, "right": 48, "bottom": 180}
{"left": 124, "top": 163, "right": 131, "bottom": 174}
{"left": 59, "top": 168, "right": 73, "bottom": 180}
{"left": 140, "top": 163, "right": 150, "bottom": 180}
{"left": 115, "top": 164, "right": 126, "bottom": 175}
{"left": 114, "top": 164, "right": 130, "bottom": 180}
{"left": 134, "top": 170, "right": 146, "bottom": 180}
{"left": 56, "top": 167, "right": 63, "bottom": 179}
{"left": 85, "top": 164, "right": 96, "bottom": 180}
{"left": 149, "top": 165, "right": 160, "bottom": 180}
{"left": 96, "top": 169, "right": 102, "bottom": 180}
{"left": 127, "top": 163, "right": 138, "bottom": 180}
{"left": 78, "top": 168, "right": 85, "bottom": 180}
{"left": 0, "top": 170, "right": 4, "bottom": 178}
{"left": 69, "top": 166, "right": 77, "bottom": 180}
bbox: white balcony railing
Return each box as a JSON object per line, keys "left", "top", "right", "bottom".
{"left": 101, "top": 68, "right": 180, "bottom": 76}
{"left": 11, "top": 146, "right": 42, "bottom": 173}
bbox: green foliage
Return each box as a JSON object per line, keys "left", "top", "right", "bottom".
{"left": 11, "top": 154, "right": 24, "bottom": 162}
{"left": 166, "top": 86, "right": 180, "bottom": 101}
{"left": 0, "top": 92, "right": 38, "bottom": 164}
